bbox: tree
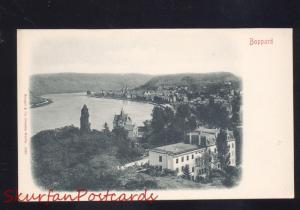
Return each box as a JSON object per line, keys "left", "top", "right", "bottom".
{"left": 150, "top": 106, "right": 175, "bottom": 146}
{"left": 176, "top": 104, "right": 191, "bottom": 119}
{"left": 209, "top": 103, "right": 230, "bottom": 129}
{"left": 231, "top": 93, "right": 242, "bottom": 126}
{"left": 182, "top": 165, "right": 191, "bottom": 180}
{"left": 112, "top": 127, "right": 128, "bottom": 142}
{"left": 216, "top": 129, "right": 230, "bottom": 169}
{"left": 151, "top": 106, "right": 173, "bottom": 132}
{"left": 103, "top": 122, "right": 110, "bottom": 136}
{"left": 233, "top": 127, "right": 242, "bottom": 165}
{"left": 80, "top": 104, "right": 91, "bottom": 133}
{"left": 172, "top": 104, "right": 197, "bottom": 141}
{"left": 195, "top": 104, "right": 209, "bottom": 125}
{"left": 202, "top": 151, "right": 212, "bottom": 174}
{"left": 187, "top": 115, "right": 197, "bottom": 132}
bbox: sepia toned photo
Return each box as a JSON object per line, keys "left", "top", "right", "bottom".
{"left": 18, "top": 29, "right": 293, "bottom": 200}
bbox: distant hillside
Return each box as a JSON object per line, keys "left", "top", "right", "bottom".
{"left": 30, "top": 73, "right": 153, "bottom": 95}
{"left": 137, "top": 72, "right": 241, "bottom": 91}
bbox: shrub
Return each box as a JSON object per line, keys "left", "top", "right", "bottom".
{"left": 221, "top": 166, "right": 241, "bottom": 188}
{"left": 161, "top": 169, "right": 176, "bottom": 176}
{"left": 224, "top": 166, "right": 240, "bottom": 178}
{"left": 124, "top": 179, "right": 158, "bottom": 190}
{"left": 222, "top": 175, "right": 235, "bottom": 187}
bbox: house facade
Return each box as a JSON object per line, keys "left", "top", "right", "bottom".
{"left": 149, "top": 127, "right": 236, "bottom": 180}
{"left": 149, "top": 142, "right": 206, "bottom": 180}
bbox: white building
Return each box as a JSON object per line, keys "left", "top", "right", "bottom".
{"left": 149, "top": 127, "right": 236, "bottom": 181}
{"left": 149, "top": 142, "right": 206, "bottom": 180}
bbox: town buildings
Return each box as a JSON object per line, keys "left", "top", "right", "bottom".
{"left": 149, "top": 127, "right": 236, "bottom": 181}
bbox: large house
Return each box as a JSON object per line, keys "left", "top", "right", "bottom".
{"left": 113, "top": 109, "right": 138, "bottom": 139}
{"left": 149, "top": 127, "right": 236, "bottom": 180}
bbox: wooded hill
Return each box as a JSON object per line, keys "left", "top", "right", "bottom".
{"left": 30, "top": 72, "right": 241, "bottom": 95}
{"left": 30, "top": 73, "right": 153, "bottom": 95}
{"left": 137, "top": 72, "right": 241, "bottom": 91}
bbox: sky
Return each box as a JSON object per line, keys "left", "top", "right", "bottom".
{"left": 20, "top": 29, "right": 241, "bottom": 76}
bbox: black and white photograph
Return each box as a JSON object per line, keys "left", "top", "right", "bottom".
{"left": 17, "top": 29, "right": 293, "bottom": 200}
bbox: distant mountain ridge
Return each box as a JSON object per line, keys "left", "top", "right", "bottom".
{"left": 30, "top": 73, "right": 153, "bottom": 95}
{"left": 30, "top": 72, "right": 241, "bottom": 96}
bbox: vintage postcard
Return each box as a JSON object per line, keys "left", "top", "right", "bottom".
{"left": 17, "top": 29, "right": 293, "bottom": 201}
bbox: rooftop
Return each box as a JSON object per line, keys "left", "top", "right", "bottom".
{"left": 151, "top": 142, "right": 199, "bottom": 155}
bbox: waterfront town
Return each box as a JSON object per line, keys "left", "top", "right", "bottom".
{"left": 81, "top": 80, "right": 242, "bottom": 183}
{"left": 89, "top": 80, "right": 238, "bottom": 112}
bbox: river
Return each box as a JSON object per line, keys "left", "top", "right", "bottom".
{"left": 30, "top": 93, "right": 154, "bottom": 136}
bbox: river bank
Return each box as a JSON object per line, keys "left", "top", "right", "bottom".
{"left": 31, "top": 98, "right": 53, "bottom": 108}
{"left": 31, "top": 93, "right": 154, "bottom": 135}
{"left": 89, "top": 94, "right": 163, "bottom": 107}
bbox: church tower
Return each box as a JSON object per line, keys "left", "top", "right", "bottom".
{"left": 80, "top": 104, "right": 91, "bottom": 133}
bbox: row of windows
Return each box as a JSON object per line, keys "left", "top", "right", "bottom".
{"left": 159, "top": 148, "right": 234, "bottom": 163}
{"left": 208, "top": 148, "right": 217, "bottom": 154}
{"left": 175, "top": 165, "right": 195, "bottom": 173}
{"left": 175, "top": 154, "right": 194, "bottom": 164}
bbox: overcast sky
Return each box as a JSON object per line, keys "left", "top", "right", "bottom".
{"left": 23, "top": 29, "right": 241, "bottom": 76}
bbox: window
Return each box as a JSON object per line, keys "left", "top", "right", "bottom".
{"left": 214, "top": 148, "right": 217, "bottom": 153}
{"left": 192, "top": 167, "right": 194, "bottom": 172}
{"left": 176, "top": 158, "right": 178, "bottom": 164}
{"left": 192, "top": 154, "right": 194, "bottom": 159}
{"left": 208, "top": 149, "right": 211, "bottom": 154}
{"left": 176, "top": 168, "right": 179, "bottom": 173}
{"left": 159, "top": 156, "right": 162, "bottom": 162}
{"left": 181, "top": 166, "right": 184, "bottom": 171}
{"left": 181, "top": 157, "right": 184, "bottom": 162}
{"left": 187, "top": 155, "right": 189, "bottom": 161}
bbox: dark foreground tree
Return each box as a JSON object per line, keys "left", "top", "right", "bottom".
{"left": 216, "top": 129, "right": 230, "bottom": 169}
{"left": 150, "top": 106, "right": 175, "bottom": 146}
{"left": 182, "top": 165, "right": 191, "bottom": 180}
